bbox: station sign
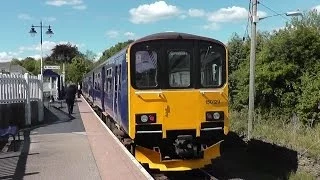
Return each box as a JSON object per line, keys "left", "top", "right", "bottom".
{"left": 44, "top": 65, "right": 60, "bottom": 70}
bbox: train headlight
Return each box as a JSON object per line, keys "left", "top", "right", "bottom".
{"left": 205, "top": 111, "right": 224, "bottom": 121}
{"left": 141, "top": 115, "right": 148, "bottom": 123}
{"left": 213, "top": 112, "right": 220, "bottom": 120}
{"left": 136, "top": 113, "right": 157, "bottom": 124}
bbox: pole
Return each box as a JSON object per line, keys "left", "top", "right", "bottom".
{"left": 39, "top": 21, "right": 44, "bottom": 123}
{"left": 63, "top": 63, "right": 65, "bottom": 86}
{"left": 248, "top": 0, "right": 258, "bottom": 141}
{"left": 40, "top": 21, "right": 43, "bottom": 77}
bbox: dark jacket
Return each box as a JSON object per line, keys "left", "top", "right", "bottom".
{"left": 65, "top": 84, "right": 77, "bottom": 101}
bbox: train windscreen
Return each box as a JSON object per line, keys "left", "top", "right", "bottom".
{"left": 131, "top": 40, "right": 226, "bottom": 89}
{"left": 199, "top": 41, "right": 225, "bottom": 88}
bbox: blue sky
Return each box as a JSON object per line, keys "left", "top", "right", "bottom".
{"left": 0, "top": 0, "right": 319, "bottom": 62}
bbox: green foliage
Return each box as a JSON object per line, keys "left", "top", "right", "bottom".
{"left": 229, "top": 11, "right": 320, "bottom": 123}
{"left": 14, "top": 57, "right": 40, "bottom": 75}
{"left": 227, "top": 31, "right": 269, "bottom": 107}
{"left": 94, "top": 40, "right": 134, "bottom": 67}
{"left": 50, "top": 43, "right": 80, "bottom": 63}
{"left": 11, "top": 58, "right": 22, "bottom": 66}
{"left": 66, "top": 55, "right": 93, "bottom": 83}
{"left": 297, "top": 70, "right": 320, "bottom": 125}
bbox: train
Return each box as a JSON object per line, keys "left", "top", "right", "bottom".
{"left": 81, "top": 32, "right": 229, "bottom": 171}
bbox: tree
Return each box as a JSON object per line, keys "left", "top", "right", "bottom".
{"left": 50, "top": 43, "right": 80, "bottom": 63}
{"left": 19, "top": 57, "right": 40, "bottom": 75}
{"left": 227, "top": 33, "right": 250, "bottom": 104}
{"left": 227, "top": 32, "right": 267, "bottom": 107}
{"left": 11, "top": 58, "right": 22, "bottom": 66}
{"left": 230, "top": 11, "right": 320, "bottom": 123}
{"left": 66, "top": 55, "right": 92, "bottom": 83}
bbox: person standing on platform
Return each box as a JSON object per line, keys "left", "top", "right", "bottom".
{"left": 65, "top": 83, "right": 77, "bottom": 115}
{"left": 77, "top": 82, "right": 82, "bottom": 98}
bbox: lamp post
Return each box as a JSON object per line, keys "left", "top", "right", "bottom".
{"left": 29, "top": 21, "right": 54, "bottom": 77}
{"left": 247, "top": 0, "right": 302, "bottom": 141}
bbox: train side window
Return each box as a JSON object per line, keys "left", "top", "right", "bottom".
{"left": 105, "top": 67, "right": 112, "bottom": 94}
{"left": 115, "top": 66, "right": 118, "bottom": 91}
{"left": 135, "top": 50, "right": 158, "bottom": 88}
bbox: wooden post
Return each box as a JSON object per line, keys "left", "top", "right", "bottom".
{"left": 50, "top": 76, "right": 53, "bottom": 97}
{"left": 24, "top": 73, "right": 31, "bottom": 126}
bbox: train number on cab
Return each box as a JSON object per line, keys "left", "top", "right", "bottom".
{"left": 206, "top": 99, "right": 221, "bottom": 105}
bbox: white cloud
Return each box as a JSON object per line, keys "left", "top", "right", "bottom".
{"left": 124, "top": 32, "right": 135, "bottom": 38}
{"left": 73, "top": 5, "right": 87, "bottom": 10}
{"left": 106, "top": 31, "right": 119, "bottom": 38}
{"left": 129, "top": 1, "right": 180, "bottom": 24}
{"left": 0, "top": 52, "right": 14, "bottom": 62}
{"left": 36, "top": 41, "right": 57, "bottom": 52}
{"left": 208, "top": 6, "right": 248, "bottom": 22}
{"left": 18, "top": 13, "right": 33, "bottom": 20}
{"left": 312, "top": 5, "right": 320, "bottom": 13}
{"left": 46, "top": 0, "right": 86, "bottom": 10}
{"left": 258, "top": 11, "right": 268, "bottom": 19}
{"left": 46, "top": 0, "right": 82, "bottom": 6}
{"left": 207, "top": 6, "right": 267, "bottom": 23}
{"left": 1, "top": 41, "right": 84, "bottom": 62}
{"left": 18, "top": 14, "right": 56, "bottom": 22}
{"left": 30, "top": 54, "right": 42, "bottom": 60}
{"left": 188, "top": 9, "right": 206, "bottom": 17}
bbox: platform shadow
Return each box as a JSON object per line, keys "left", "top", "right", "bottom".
{"left": 0, "top": 131, "right": 40, "bottom": 180}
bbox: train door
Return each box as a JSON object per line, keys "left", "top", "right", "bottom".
{"left": 92, "top": 72, "right": 95, "bottom": 102}
{"left": 117, "top": 65, "right": 121, "bottom": 120}
{"left": 101, "top": 67, "right": 105, "bottom": 111}
{"left": 113, "top": 66, "right": 120, "bottom": 120}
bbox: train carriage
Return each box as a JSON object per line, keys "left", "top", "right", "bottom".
{"left": 82, "top": 32, "right": 229, "bottom": 171}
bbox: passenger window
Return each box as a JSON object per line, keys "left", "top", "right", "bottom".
{"left": 135, "top": 51, "right": 158, "bottom": 88}
{"left": 168, "top": 50, "right": 191, "bottom": 87}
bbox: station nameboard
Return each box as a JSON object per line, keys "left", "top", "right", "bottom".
{"left": 44, "top": 65, "right": 60, "bottom": 70}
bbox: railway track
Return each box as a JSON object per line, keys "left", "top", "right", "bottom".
{"left": 150, "top": 168, "right": 219, "bottom": 180}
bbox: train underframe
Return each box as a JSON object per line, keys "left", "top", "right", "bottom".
{"left": 85, "top": 97, "right": 225, "bottom": 171}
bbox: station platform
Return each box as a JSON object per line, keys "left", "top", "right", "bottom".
{"left": 0, "top": 97, "right": 153, "bottom": 180}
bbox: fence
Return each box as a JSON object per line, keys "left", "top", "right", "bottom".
{"left": 0, "top": 73, "right": 43, "bottom": 127}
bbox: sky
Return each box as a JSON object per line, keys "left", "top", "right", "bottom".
{"left": 0, "top": 0, "right": 319, "bottom": 62}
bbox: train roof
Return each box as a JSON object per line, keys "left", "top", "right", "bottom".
{"left": 133, "top": 32, "right": 225, "bottom": 46}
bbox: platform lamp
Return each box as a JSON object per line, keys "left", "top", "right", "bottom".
{"left": 29, "top": 21, "right": 54, "bottom": 78}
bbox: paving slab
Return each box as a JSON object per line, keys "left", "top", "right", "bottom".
{"left": 78, "top": 97, "right": 153, "bottom": 180}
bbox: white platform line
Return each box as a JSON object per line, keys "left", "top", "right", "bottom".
{"left": 81, "top": 96, "right": 154, "bottom": 180}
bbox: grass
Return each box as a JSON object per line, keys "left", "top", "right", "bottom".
{"left": 288, "top": 171, "right": 317, "bottom": 180}
{"left": 230, "top": 109, "right": 320, "bottom": 160}
{"left": 229, "top": 109, "right": 320, "bottom": 178}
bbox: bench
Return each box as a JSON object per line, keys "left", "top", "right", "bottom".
{"left": 0, "top": 125, "right": 21, "bottom": 152}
